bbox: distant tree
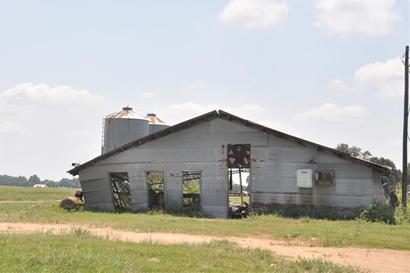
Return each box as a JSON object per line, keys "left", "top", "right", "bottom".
{"left": 361, "top": 150, "right": 372, "bottom": 161}
{"left": 336, "top": 143, "right": 372, "bottom": 160}
{"left": 231, "top": 183, "right": 241, "bottom": 194}
{"left": 44, "top": 180, "right": 57, "bottom": 188}
{"left": 0, "top": 175, "right": 29, "bottom": 187}
{"left": 57, "top": 178, "right": 80, "bottom": 188}
{"left": 336, "top": 144, "right": 401, "bottom": 184}
{"left": 369, "top": 157, "right": 401, "bottom": 185}
{"left": 28, "top": 175, "right": 41, "bottom": 186}
{"left": 0, "top": 174, "right": 80, "bottom": 188}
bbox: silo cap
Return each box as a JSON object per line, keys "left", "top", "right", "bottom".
{"left": 146, "top": 113, "right": 166, "bottom": 125}
{"left": 105, "top": 106, "right": 146, "bottom": 120}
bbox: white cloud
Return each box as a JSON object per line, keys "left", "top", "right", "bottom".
{"left": 329, "top": 79, "right": 357, "bottom": 94}
{"left": 295, "top": 103, "right": 368, "bottom": 122}
{"left": 0, "top": 82, "right": 104, "bottom": 107}
{"left": 0, "top": 83, "right": 106, "bottom": 180}
{"left": 355, "top": 58, "right": 403, "bottom": 97}
{"left": 219, "top": 0, "right": 289, "bottom": 29}
{"left": 314, "top": 0, "right": 399, "bottom": 36}
{"left": 331, "top": 58, "right": 403, "bottom": 97}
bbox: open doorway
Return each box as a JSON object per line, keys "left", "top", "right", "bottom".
{"left": 227, "top": 144, "right": 251, "bottom": 218}
{"left": 182, "top": 171, "right": 201, "bottom": 214}
{"left": 146, "top": 171, "right": 165, "bottom": 210}
{"left": 228, "top": 168, "right": 250, "bottom": 217}
{"left": 110, "top": 172, "right": 132, "bottom": 212}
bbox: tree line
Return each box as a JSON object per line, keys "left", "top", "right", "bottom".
{"left": 0, "top": 174, "right": 80, "bottom": 188}
{"left": 336, "top": 143, "right": 401, "bottom": 186}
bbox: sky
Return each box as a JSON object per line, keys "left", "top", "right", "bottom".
{"left": 0, "top": 0, "right": 409, "bottom": 180}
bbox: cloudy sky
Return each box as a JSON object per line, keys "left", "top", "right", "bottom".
{"left": 0, "top": 0, "right": 409, "bottom": 180}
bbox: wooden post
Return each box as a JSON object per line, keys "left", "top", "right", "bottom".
{"left": 403, "top": 45, "right": 409, "bottom": 212}
{"left": 239, "top": 167, "right": 244, "bottom": 207}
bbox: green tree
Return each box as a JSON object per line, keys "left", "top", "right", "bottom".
{"left": 44, "top": 180, "right": 57, "bottom": 187}
{"left": 336, "top": 143, "right": 372, "bottom": 160}
{"left": 369, "top": 157, "right": 401, "bottom": 185}
{"left": 28, "top": 175, "right": 41, "bottom": 186}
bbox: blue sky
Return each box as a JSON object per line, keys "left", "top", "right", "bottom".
{"left": 0, "top": 0, "right": 409, "bottom": 180}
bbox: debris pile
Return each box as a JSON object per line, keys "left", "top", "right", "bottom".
{"left": 60, "top": 190, "right": 84, "bottom": 210}
{"left": 229, "top": 202, "right": 249, "bottom": 218}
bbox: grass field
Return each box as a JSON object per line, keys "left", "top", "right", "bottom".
{"left": 0, "top": 185, "right": 76, "bottom": 201}
{"left": 0, "top": 233, "right": 363, "bottom": 273}
{"left": 1, "top": 200, "right": 409, "bottom": 250}
{"left": 229, "top": 195, "right": 250, "bottom": 205}
{"left": 0, "top": 185, "right": 409, "bottom": 251}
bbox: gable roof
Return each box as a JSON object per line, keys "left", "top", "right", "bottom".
{"left": 68, "top": 110, "right": 390, "bottom": 175}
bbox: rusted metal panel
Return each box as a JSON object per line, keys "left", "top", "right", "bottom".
{"left": 227, "top": 144, "right": 251, "bottom": 168}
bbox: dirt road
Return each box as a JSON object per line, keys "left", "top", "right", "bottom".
{"left": 0, "top": 222, "right": 408, "bottom": 273}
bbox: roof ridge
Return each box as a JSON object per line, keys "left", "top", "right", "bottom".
{"left": 68, "top": 109, "right": 390, "bottom": 175}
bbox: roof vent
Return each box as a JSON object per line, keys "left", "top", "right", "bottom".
{"left": 122, "top": 106, "right": 133, "bottom": 111}
{"left": 146, "top": 113, "right": 156, "bottom": 117}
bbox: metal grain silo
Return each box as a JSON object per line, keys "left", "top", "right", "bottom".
{"left": 102, "top": 107, "right": 149, "bottom": 154}
{"left": 146, "top": 113, "right": 169, "bottom": 134}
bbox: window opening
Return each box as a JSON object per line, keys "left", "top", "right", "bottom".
{"left": 110, "top": 173, "right": 132, "bottom": 212}
{"left": 315, "top": 170, "right": 335, "bottom": 186}
{"left": 182, "top": 171, "right": 201, "bottom": 213}
{"left": 146, "top": 171, "right": 165, "bottom": 210}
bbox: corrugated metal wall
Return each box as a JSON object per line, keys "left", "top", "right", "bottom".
{"left": 79, "top": 118, "right": 386, "bottom": 218}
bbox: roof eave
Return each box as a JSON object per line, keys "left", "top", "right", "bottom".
{"left": 67, "top": 109, "right": 390, "bottom": 176}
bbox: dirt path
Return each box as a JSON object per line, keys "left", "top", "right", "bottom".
{"left": 0, "top": 222, "right": 409, "bottom": 273}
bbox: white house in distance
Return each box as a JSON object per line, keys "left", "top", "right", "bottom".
{"left": 68, "top": 109, "right": 389, "bottom": 218}
{"left": 33, "top": 184, "right": 48, "bottom": 188}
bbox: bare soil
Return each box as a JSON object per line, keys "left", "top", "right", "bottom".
{"left": 0, "top": 222, "right": 408, "bottom": 273}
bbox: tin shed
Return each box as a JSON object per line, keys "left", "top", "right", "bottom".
{"left": 68, "top": 110, "right": 389, "bottom": 218}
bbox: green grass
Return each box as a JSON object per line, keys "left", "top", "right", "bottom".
{"left": 0, "top": 201, "right": 409, "bottom": 250}
{"left": 0, "top": 233, "right": 364, "bottom": 273}
{"left": 0, "top": 185, "right": 76, "bottom": 201}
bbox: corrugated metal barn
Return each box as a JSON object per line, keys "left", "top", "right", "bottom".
{"left": 68, "top": 110, "right": 389, "bottom": 218}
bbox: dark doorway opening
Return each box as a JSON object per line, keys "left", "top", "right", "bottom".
{"left": 228, "top": 168, "right": 250, "bottom": 218}
{"left": 110, "top": 172, "right": 132, "bottom": 212}
{"left": 146, "top": 171, "right": 165, "bottom": 210}
{"left": 227, "top": 144, "right": 251, "bottom": 218}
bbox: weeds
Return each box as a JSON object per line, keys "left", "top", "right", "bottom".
{"left": 356, "top": 203, "right": 396, "bottom": 224}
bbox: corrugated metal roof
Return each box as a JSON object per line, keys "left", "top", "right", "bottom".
{"left": 105, "top": 107, "right": 146, "bottom": 120}
{"left": 68, "top": 110, "right": 390, "bottom": 176}
{"left": 146, "top": 113, "right": 166, "bottom": 125}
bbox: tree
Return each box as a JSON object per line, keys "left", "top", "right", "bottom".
{"left": 336, "top": 143, "right": 372, "bottom": 160}
{"left": 58, "top": 178, "right": 80, "bottom": 188}
{"left": 28, "top": 175, "right": 41, "bottom": 186}
{"left": 369, "top": 157, "right": 401, "bottom": 185}
{"left": 44, "top": 180, "right": 57, "bottom": 187}
{"left": 336, "top": 144, "right": 401, "bottom": 184}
